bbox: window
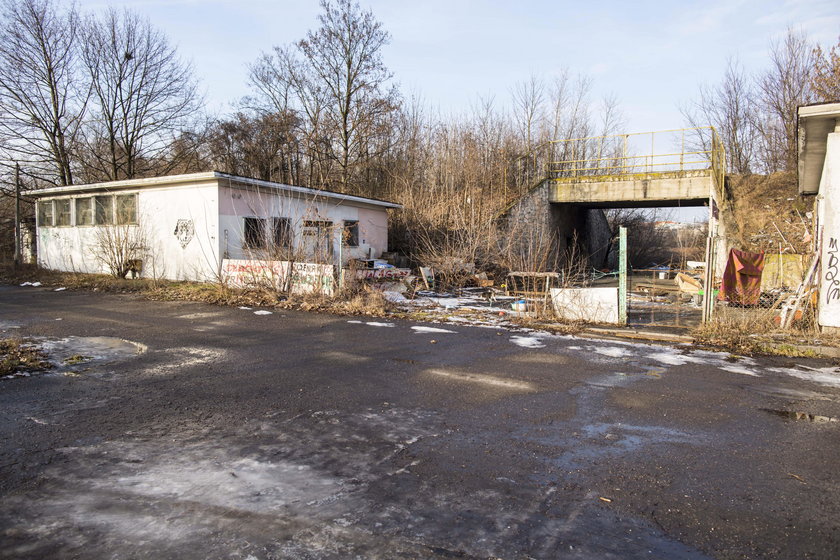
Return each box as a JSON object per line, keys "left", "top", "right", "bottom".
{"left": 38, "top": 200, "right": 54, "bottom": 227}
{"left": 343, "top": 220, "right": 359, "bottom": 247}
{"left": 55, "top": 199, "right": 71, "bottom": 226}
{"left": 244, "top": 217, "right": 266, "bottom": 249}
{"left": 116, "top": 194, "right": 137, "bottom": 225}
{"left": 75, "top": 198, "right": 93, "bottom": 226}
{"left": 272, "top": 217, "right": 292, "bottom": 249}
{"left": 95, "top": 196, "right": 114, "bottom": 225}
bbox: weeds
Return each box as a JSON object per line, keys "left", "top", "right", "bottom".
{"left": 693, "top": 304, "right": 836, "bottom": 355}
{"left": 0, "top": 338, "right": 52, "bottom": 377}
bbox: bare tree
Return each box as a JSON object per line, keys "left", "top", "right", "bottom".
{"left": 812, "top": 36, "right": 840, "bottom": 102}
{"left": 90, "top": 221, "right": 149, "bottom": 278}
{"left": 511, "top": 75, "right": 545, "bottom": 154}
{"left": 682, "top": 58, "right": 757, "bottom": 174}
{"left": 755, "top": 29, "right": 815, "bottom": 173}
{"left": 0, "top": 0, "right": 84, "bottom": 186}
{"left": 79, "top": 8, "right": 201, "bottom": 181}
{"left": 604, "top": 208, "right": 673, "bottom": 268}
{"left": 298, "top": 0, "right": 398, "bottom": 194}
{"left": 207, "top": 111, "right": 301, "bottom": 183}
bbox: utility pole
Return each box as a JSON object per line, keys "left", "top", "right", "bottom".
{"left": 13, "top": 163, "right": 21, "bottom": 267}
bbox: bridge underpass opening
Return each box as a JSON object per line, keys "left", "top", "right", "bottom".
{"left": 585, "top": 205, "right": 710, "bottom": 330}
{"left": 503, "top": 127, "right": 726, "bottom": 327}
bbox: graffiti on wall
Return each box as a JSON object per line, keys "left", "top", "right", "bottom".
{"left": 174, "top": 219, "right": 195, "bottom": 249}
{"left": 826, "top": 237, "right": 840, "bottom": 304}
{"left": 222, "top": 259, "right": 334, "bottom": 296}
{"left": 354, "top": 268, "right": 411, "bottom": 281}
{"left": 222, "top": 259, "right": 290, "bottom": 291}
{"left": 290, "top": 262, "right": 335, "bottom": 296}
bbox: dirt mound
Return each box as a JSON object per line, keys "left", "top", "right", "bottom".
{"left": 725, "top": 172, "right": 815, "bottom": 254}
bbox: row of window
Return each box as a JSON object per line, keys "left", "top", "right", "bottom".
{"left": 39, "top": 194, "right": 138, "bottom": 227}
{"left": 242, "top": 218, "right": 359, "bottom": 250}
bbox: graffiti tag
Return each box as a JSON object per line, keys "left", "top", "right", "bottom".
{"left": 826, "top": 237, "right": 840, "bottom": 304}
{"left": 174, "top": 219, "right": 195, "bottom": 249}
{"left": 355, "top": 268, "right": 411, "bottom": 281}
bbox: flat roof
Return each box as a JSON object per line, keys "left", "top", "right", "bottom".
{"left": 28, "top": 171, "right": 402, "bottom": 209}
{"left": 797, "top": 102, "right": 840, "bottom": 195}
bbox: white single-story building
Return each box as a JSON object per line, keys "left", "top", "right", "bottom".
{"left": 31, "top": 171, "right": 401, "bottom": 282}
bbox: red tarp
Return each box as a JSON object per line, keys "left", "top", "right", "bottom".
{"left": 720, "top": 249, "right": 765, "bottom": 306}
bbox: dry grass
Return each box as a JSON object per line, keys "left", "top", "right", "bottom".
{"left": 509, "top": 316, "right": 584, "bottom": 336}
{"left": 0, "top": 264, "right": 393, "bottom": 318}
{"left": 0, "top": 338, "right": 52, "bottom": 376}
{"left": 692, "top": 305, "right": 835, "bottom": 356}
{"left": 725, "top": 172, "right": 814, "bottom": 254}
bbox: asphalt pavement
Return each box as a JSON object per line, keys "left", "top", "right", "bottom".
{"left": 1, "top": 285, "right": 840, "bottom": 559}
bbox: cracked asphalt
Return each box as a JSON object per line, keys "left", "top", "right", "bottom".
{"left": 2, "top": 285, "right": 840, "bottom": 559}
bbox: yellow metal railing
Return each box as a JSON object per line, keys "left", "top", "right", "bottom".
{"left": 506, "top": 127, "right": 726, "bottom": 197}
{"left": 545, "top": 127, "right": 720, "bottom": 176}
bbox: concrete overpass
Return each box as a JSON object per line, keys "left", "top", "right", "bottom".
{"left": 503, "top": 127, "right": 726, "bottom": 269}
{"left": 549, "top": 169, "right": 714, "bottom": 208}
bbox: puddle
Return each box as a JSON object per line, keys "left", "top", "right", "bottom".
{"left": 40, "top": 337, "right": 146, "bottom": 377}
{"left": 39, "top": 337, "right": 146, "bottom": 365}
{"left": 3, "top": 336, "right": 146, "bottom": 380}
{"left": 761, "top": 408, "right": 839, "bottom": 423}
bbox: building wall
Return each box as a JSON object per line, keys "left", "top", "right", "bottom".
{"left": 37, "top": 181, "right": 220, "bottom": 282}
{"left": 818, "top": 131, "right": 840, "bottom": 331}
{"left": 217, "top": 184, "right": 389, "bottom": 265}
{"left": 140, "top": 182, "right": 220, "bottom": 281}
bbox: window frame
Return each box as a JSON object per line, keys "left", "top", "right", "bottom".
{"left": 343, "top": 220, "right": 359, "bottom": 247}
{"left": 302, "top": 220, "right": 334, "bottom": 258}
{"left": 38, "top": 200, "right": 54, "bottom": 227}
{"left": 272, "top": 217, "right": 293, "bottom": 250}
{"left": 54, "top": 198, "right": 71, "bottom": 227}
{"left": 244, "top": 217, "right": 267, "bottom": 250}
{"left": 115, "top": 193, "right": 138, "bottom": 225}
{"left": 75, "top": 197, "right": 93, "bottom": 226}
{"left": 95, "top": 195, "right": 115, "bottom": 225}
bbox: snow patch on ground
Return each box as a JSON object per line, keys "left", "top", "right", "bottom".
{"left": 347, "top": 321, "right": 394, "bottom": 327}
{"left": 593, "top": 346, "right": 633, "bottom": 358}
{"left": 411, "top": 326, "right": 456, "bottom": 334}
{"left": 146, "top": 346, "right": 225, "bottom": 375}
{"left": 769, "top": 366, "right": 840, "bottom": 388}
{"left": 426, "top": 368, "right": 534, "bottom": 391}
{"left": 510, "top": 335, "right": 546, "bottom": 349}
{"left": 253, "top": 310, "right": 273, "bottom": 315}
{"left": 720, "top": 365, "right": 761, "bottom": 377}
{"left": 382, "top": 292, "right": 408, "bottom": 303}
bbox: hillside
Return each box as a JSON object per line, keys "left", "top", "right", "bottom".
{"left": 723, "top": 172, "right": 815, "bottom": 255}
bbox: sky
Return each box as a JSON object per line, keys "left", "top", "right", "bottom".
{"left": 75, "top": 0, "right": 839, "bottom": 129}
{"left": 75, "top": 0, "right": 839, "bottom": 221}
